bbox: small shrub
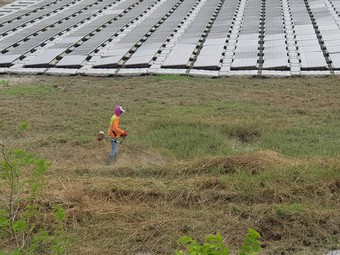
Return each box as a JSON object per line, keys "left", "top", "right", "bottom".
{"left": 0, "top": 140, "right": 69, "bottom": 254}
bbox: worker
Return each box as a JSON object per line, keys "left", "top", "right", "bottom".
{"left": 106, "top": 105, "right": 128, "bottom": 165}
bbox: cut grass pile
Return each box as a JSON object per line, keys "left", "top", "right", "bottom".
{"left": 0, "top": 74, "right": 339, "bottom": 254}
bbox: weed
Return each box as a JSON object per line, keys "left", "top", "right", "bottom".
{"left": 176, "top": 229, "right": 260, "bottom": 255}
{"left": 17, "top": 120, "right": 29, "bottom": 133}
{"left": 176, "top": 232, "right": 229, "bottom": 255}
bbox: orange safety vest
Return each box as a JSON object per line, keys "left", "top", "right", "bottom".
{"left": 108, "top": 114, "right": 125, "bottom": 138}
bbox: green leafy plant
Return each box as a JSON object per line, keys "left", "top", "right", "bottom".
{"left": 0, "top": 140, "right": 69, "bottom": 254}
{"left": 239, "top": 228, "right": 261, "bottom": 255}
{"left": 176, "top": 228, "right": 260, "bottom": 255}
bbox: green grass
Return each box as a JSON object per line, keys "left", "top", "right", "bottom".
{"left": 0, "top": 85, "right": 57, "bottom": 96}
{"left": 154, "top": 74, "right": 189, "bottom": 81}
{"left": 0, "top": 80, "right": 10, "bottom": 86}
{"left": 131, "top": 101, "right": 340, "bottom": 158}
{"left": 276, "top": 203, "right": 308, "bottom": 218}
{"left": 0, "top": 75, "right": 339, "bottom": 255}
{"left": 261, "top": 125, "right": 340, "bottom": 157}
{"left": 1, "top": 76, "right": 340, "bottom": 159}
{"left": 123, "top": 87, "right": 340, "bottom": 158}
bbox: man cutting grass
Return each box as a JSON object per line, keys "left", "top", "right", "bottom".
{"left": 106, "top": 105, "right": 128, "bottom": 165}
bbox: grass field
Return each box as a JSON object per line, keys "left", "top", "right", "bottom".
{"left": 0, "top": 0, "right": 13, "bottom": 7}
{"left": 0, "top": 74, "right": 339, "bottom": 254}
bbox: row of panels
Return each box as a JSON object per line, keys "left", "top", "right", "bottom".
{"left": 1, "top": 0, "right": 340, "bottom": 76}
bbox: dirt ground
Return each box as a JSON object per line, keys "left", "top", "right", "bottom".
{"left": 0, "top": 0, "right": 15, "bottom": 7}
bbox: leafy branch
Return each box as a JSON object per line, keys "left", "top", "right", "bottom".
{"left": 0, "top": 141, "right": 20, "bottom": 248}
{"left": 0, "top": 139, "right": 68, "bottom": 254}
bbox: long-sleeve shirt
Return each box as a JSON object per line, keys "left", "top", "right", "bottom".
{"left": 108, "top": 114, "right": 125, "bottom": 138}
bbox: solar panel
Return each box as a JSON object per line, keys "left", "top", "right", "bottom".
{"left": 0, "top": 0, "right": 55, "bottom": 24}
{"left": 0, "top": 0, "right": 76, "bottom": 34}
{"left": 327, "top": 45, "right": 340, "bottom": 54}
{"left": 231, "top": 57, "right": 258, "bottom": 69}
{"left": 0, "top": 0, "right": 339, "bottom": 75}
{"left": 194, "top": 45, "right": 223, "bottom": 68}
{"left": 300, "top": 52, "right": 327, "bottom": 69}
{"left": 161, "top": 0, "right": 221, "bottom": 68}
{"left": 85, "top": 0, "right": 182, "bottom": 68}
{"left": 25, "top": 0, "right": 143, "bottom": 67}
{"left": 0, "top": 54, "right": 21, "bottom": 66}
{"left": 263, "top": 58, "right": 288, "bottom": 69}
{"left": 290, "top": 0, "right": 328, "bottom": 70}
{"left": 124, "top": 0, "right": 197, "bottom": 67}
{"left": 306, "top": 0, "right": 340, "bottom": 69}
{"left": 264, "top": 50, "right": 287, "bottom": 60}
{"left": 0, "top": 0, "right": 97, "bottom": 52}
{"left": 161, "top": 43, "right": 195, "bottom": 67}
{"left": 264, "top": 39, "right": 286, "bottom": 47}
{"left": 22, "top": 48, "right": 65, "bottom": 66}
{"left": 330, "top": 52, "right": 340, "bottom": 69}
{"left": 231, "top": 0, "right": 262, "bottom": 69}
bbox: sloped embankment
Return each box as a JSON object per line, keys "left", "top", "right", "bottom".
{"left": 41, "top": 150, "right": 340, "bottom": 255}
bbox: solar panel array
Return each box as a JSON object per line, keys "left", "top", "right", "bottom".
{"left": 1, "top": 0, "right": 340, "bottom": 76}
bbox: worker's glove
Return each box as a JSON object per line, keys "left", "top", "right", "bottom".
{"left": 122, "top": 131, "right": 128, "bottom": 137}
